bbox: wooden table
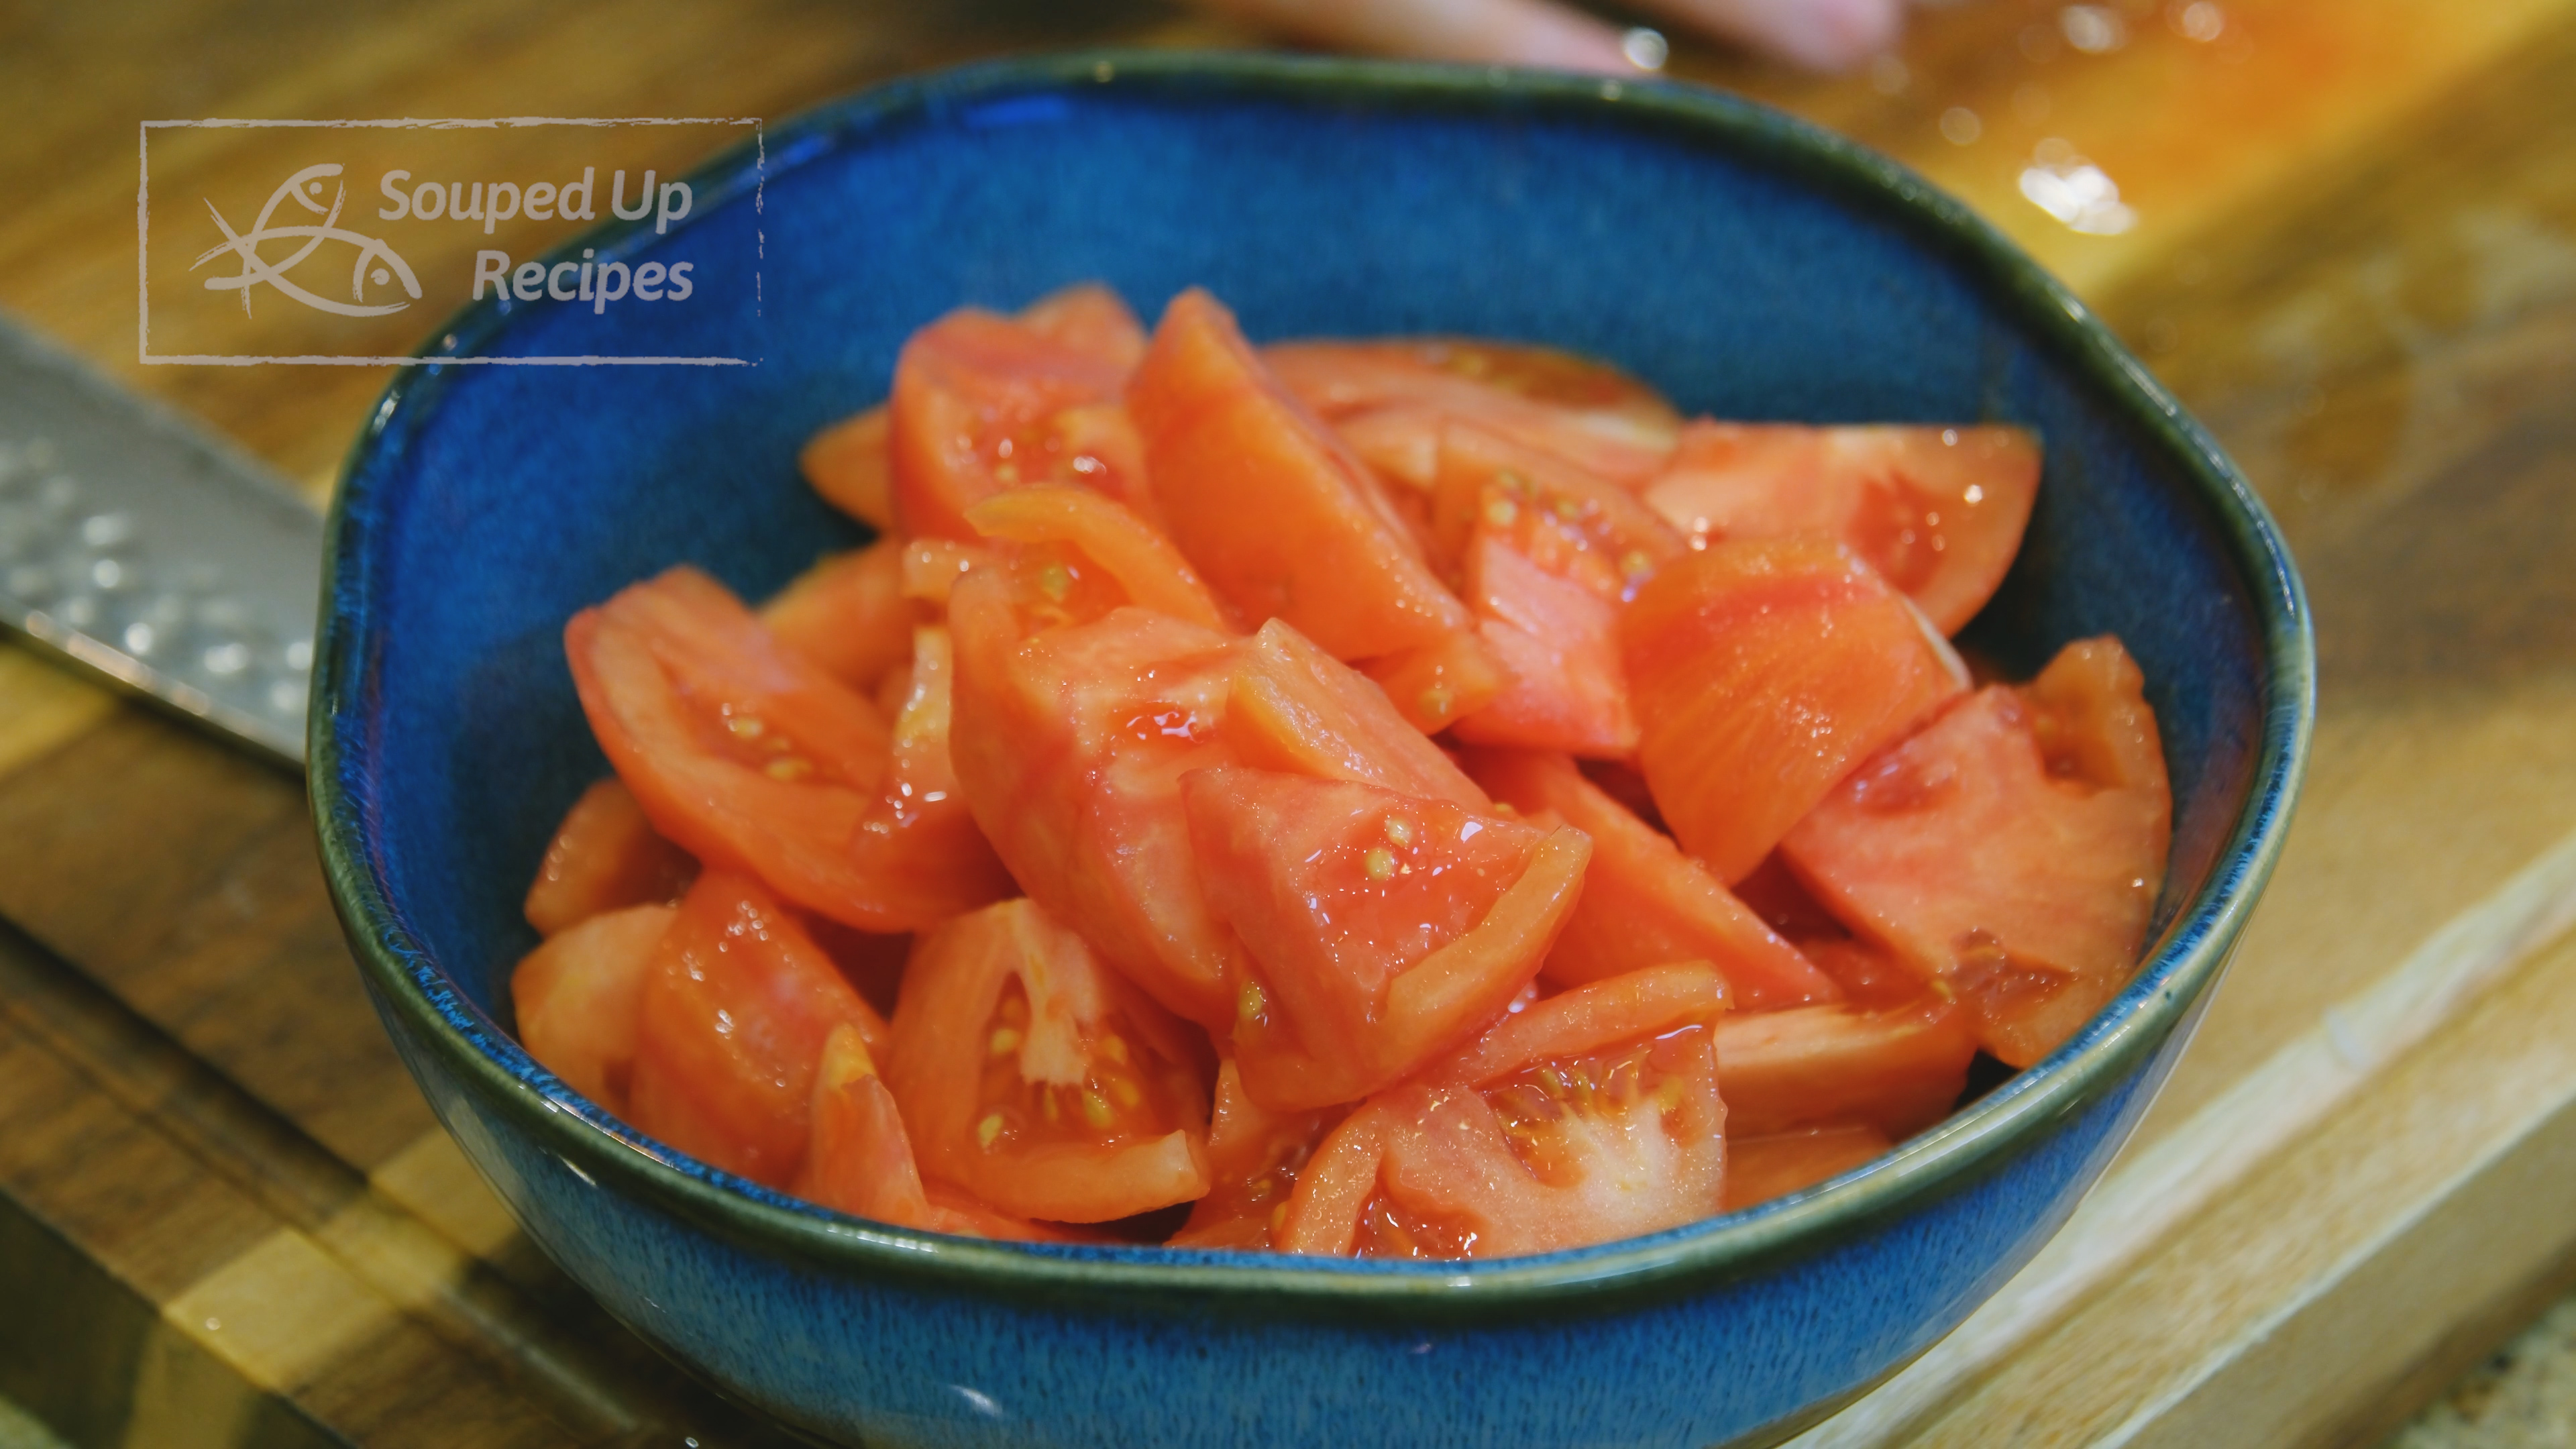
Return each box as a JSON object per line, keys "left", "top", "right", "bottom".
{"left": 3, "top": 2, "right": 2574, "bottom": 1444}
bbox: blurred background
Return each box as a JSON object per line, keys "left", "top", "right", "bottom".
{"left": 1, "top": 2, "right": 2573, "bottom": 1446}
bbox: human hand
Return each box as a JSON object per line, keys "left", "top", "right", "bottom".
{"left": 1185, "top": 0, "right": 1904, "bottom": 75}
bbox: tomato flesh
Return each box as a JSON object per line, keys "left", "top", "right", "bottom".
{"left": 511, "top": 902, "right": 674, "bottom": 1115}
{"left": 1426, "top": 422, "right": 1684, "bottom": 590}
{"left": 522, "top": 778, "right": 696, "bottom": 937}
{"left": 800, "top": 403, "right": 894, "bottom": 533}
{"left": 1354, "top": 628, "right": 1507, "bottom": 735}
{"left": 1623, "top": 539, "right": 1968, "bottom": 883}
{"left": 1128, "top": 289, "right": 1474, "bottom": 661}
{"left": 1181, "top": 765, "right": 1589, "bottom": 1111}
{"left": 1264, "top": 337, "right": 1682, "bottom": 488}
{"left": 1016, "top": 282, "right": 1151, "bottom": 370}
{"left": 963, "top": 485, "right": 1230, "bottom": 633}
{"left": 567, "top": 566, "right": 1012, "bottom": 933}
{"left": 1723, "top": 1122, "right": 1893, "bottom": 1211}
{"left": 627, "top": 872, "right": 892, "bottom": 1186}
{"left": 1644, "top": 423, "right": 2040, "bottom": 635}
{"left": 1458, "top": 747, "right": 1838, "bottom": 1008}
{"left": 1169, "top": 1059, "right": 1349, "bottom": 1250}
{"left": 758, "top": 539, "right": 920, "bottom": 694}
{"left": 948, "top": 583, "right": 1246, "bottom": 1026}
{"left": 1277, "top": 963, "right": 1727, "bottom": 1258}
{"left": 1219, "top": 619, "right": 1489, "bottom": 810}
{"left": 885, "top": 898, "right": 1211, "bottom": 1223}
{"left": 1716, "top": 996, "right": 1976, "bottom": 1139}
{"left": 888, "top": 286, "right": 1152, "bottom": 541}
{"left": 1779, "top": 637, "right": 2171, "bottom": 1066}
{"left": 1432, "top": 425, "right": 1686, "bottom": 757}
{"left": 900, "top": 538, "right": 991, "bottom": 607}
{"left": 796, "top": 1023, "right": 1071, "bottom": 1240}
{"left": 949, "top": 578, "right": 1495, "bottom": 1030}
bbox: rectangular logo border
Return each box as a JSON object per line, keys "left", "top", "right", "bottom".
{"left": 139, "top": 117, "right": 763, "bottom": 367}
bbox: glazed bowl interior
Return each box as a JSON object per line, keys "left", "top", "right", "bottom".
{"left": 319, "top": 52, "right": 2306, "bottom": 1301}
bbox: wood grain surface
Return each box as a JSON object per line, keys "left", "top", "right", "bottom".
{"left": 2, "top": 1, "right": 2573, "bottom": 1444}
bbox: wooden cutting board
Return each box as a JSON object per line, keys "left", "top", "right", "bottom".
{"left": 2, "top": 2, "right": 2573, "bottom": 1444}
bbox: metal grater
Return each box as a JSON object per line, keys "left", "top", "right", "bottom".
{"left": 0, "top": 313, "right": 323, "bottom": 766}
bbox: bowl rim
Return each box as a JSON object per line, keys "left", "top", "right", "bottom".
{"left": 313, "top": 46, "right": 2314, "bottom": 1322}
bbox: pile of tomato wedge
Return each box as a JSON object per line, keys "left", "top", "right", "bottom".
{"left": 511, "top": 282, "right": 2174, "bottom": 1258}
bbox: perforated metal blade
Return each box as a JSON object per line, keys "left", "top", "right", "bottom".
{"left": 0, "top": 313, "right": 322, "bottom": 766}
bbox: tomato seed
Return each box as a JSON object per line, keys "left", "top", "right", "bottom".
{"left": 1383, "top": 814, "right": 1415, "bottom": 847}
{"left": 1080, "top": 1089, "right": 1115, "bottom": 1129}
{"left": 976, "top": 1113, "right": 1005, "bottom": 1150}
{"left": 988, "top": 1026, "right": 1022, "bottom": 1057}
{"left": 1364, "top": 847, "right": 1398, "bottom": 881}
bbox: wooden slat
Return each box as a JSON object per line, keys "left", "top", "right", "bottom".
{"left": 3, "top": 0, "right": 2574, "bottom": 1443}
{"left": 0, "top": 906, "right": 788, "bottom": 1447}
{"left": 0, "top": 714, "right": 433, "bottom": 1173}
{"left": 1884, "top": 924, "right": 2576, "bottom": 1449}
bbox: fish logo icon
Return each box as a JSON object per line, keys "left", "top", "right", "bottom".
{"left": 194, "top": 163, "right": 421, "bottom": 317}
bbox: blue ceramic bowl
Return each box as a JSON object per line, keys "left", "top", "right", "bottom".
{"left": 314, "top": 51, "right": 2310, "bottom": 1449}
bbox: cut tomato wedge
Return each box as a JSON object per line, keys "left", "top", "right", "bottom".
{"left": 627, "top": 873, "right": 892, "bottom": 1186}
{"left": 1169, "top": 1059, "right": 1350, "bottom": 1250}
{"left": 885, "top": 898, "right": 1212, "bottom": 1223}
{"left": 1623, "top": 539, "right": 1969, "bottom": 883}
{"left": 1181, "top": 765, "right": 1590, "bottom": 1112}
{"left": 900, "top": 538, "right": 992, "bottom": 607}
{"left": 1426, "top": 422, "right": 1684, "bottom": 590}
{"left": 1354, "top": 629, "right": 1507, "bottom": 735}
{"left": 948, "top": 580, "right": 1246, "bottom": 1026}
{"left": 875, "top": 623, "right": 1015, "bottom": 908}
{"left": 1715, "top": 996, "right": 1976, "bottom": 1140}
{"left": 796, "top": 1022, "right": 1070, "bottom": 1241}
{"left": 1458, "top": 747, "right": 1838, "bottom": 1008}
{"left": 888, "top": 286, "right": 1153, "bottom": 541}
{"left": 800, "top": 403, "right": 894, "bottom": 533}
{"left": 567, "top": 566, "right": 1012, "bottom": 934}
{"left": 511, "top": 902, "right": 673, "bottom": 1115}
{"left": 1778, "top": 637, "right": 2171, "bottom": 1066}
{"left": 1723, "top": 1122, "right": 1894, "bottom": 1212}
{"left": 1128, "top": 288, "right": 1474, "bottom": 661}
{"left": 950, "top": 576, "right": 1499, "bottom": 1030}
{"left": 1276, "top": 963, "right": 1727, "bottom": 1258}
{"left": 1796, "top": 934, "right": 1931, "bottom": 1012}
{"left": 1453, "top": 539, "right": 1635, "bottom": 755}
{"left": 1436, "top": 425, "right": 1686, "bottom": 757}
{"left": 1017, "top": 280, "right": 1151, "bottom": 370}
{"left": 1264, "top": 337, "right": 1682, "bottom": 488}
{"left": 1219, "top": 619, "right": 1489, "bottom": 809}
{"left": 522, "top": 778, "right": 696, "bottom": 937}
{"left": 758, "top": 538, "right": 920, "bottom": 694}
{"left": 962, "top": 485, "right": 1231, "bottom": 633}
{"left": 1644, "top": 423, "right": 2040, "bottom": 635}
